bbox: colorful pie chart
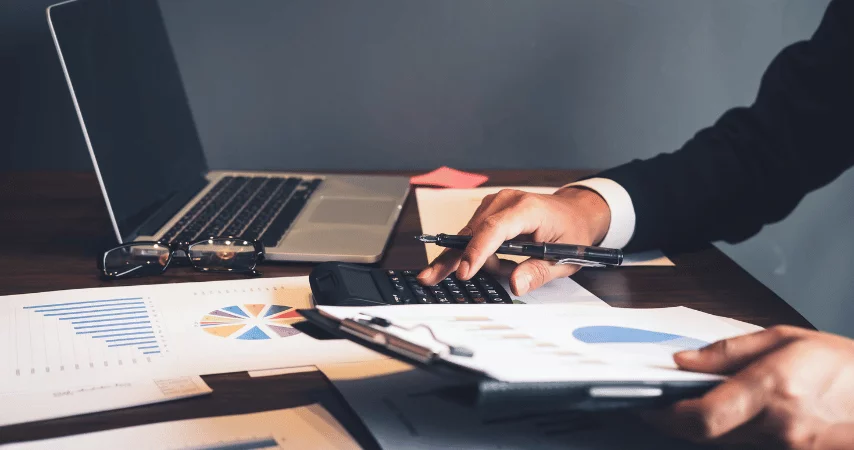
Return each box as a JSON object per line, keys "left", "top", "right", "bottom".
{"left": 200, "top": 304, "right": 302, "bottom": 340}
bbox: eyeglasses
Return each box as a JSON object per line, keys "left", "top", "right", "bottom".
{"left": 99, "top": 237, "right": 264, "bottom": 279}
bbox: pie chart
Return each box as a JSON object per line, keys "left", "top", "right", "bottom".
{"left": 199, "top": 304, "right": 302, "bottom": 340}
{"left": 572, "top": 325, "right": 708, "bottom": 351}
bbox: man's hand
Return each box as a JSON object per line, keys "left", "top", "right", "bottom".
{"left": 648, "top": 326, "right": 854, "bottom": 449}
{"left": 417, "top": 187, "right": 611, "bottom": 295}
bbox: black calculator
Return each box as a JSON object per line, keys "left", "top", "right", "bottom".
{"left": 309, "top": 262, "right": 515, "bottom": 307}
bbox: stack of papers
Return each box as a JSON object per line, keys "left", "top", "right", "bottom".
{"left": 0, "top": 276, "right": 383, "bottom": 425}
{"left": 319, "top": 304, "right": 755, "bottom": 383}
{"left": 322, "top": 359, "right": 691, "bottom": 450}
{"left": 318, "top": 303, "right": 762, "bottom": 449}
{"left": 6, "top": 404, "right": 360, "bottom": 450}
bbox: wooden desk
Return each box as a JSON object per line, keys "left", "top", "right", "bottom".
{"left": 0, "top": 170, "right": 812, "bottom": 446}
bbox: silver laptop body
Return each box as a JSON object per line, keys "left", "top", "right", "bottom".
{"left": 47, "top": 0, "right": 409, "bottom": 263}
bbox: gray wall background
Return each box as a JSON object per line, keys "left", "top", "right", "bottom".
{"left": 5, "top": 1, "right": 851, "bottom": 337}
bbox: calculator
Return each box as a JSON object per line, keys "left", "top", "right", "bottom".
{"left": 309, "top": 262, "right": 515, "bottom": 307}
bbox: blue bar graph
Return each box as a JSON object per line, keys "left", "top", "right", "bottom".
{"left": 26, "top": 296, "right": 162, "bottom": 355}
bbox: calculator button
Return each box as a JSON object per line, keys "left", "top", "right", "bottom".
{"left": 387, "top": 270, "right": 397, "bottom": 276}
{"left": 487, "top": 294, "right": 504, "bottom": 303}
{"left": 393, "top": 283, "right": 406, "bottom": 292}
{"left": 437, "top": 297, "right": 450, "bottom": 304}
{"left": 391, "top": 294, "right": 403, "bottom": 304}
{"left": 471, "top": 296, "right": 486, "bottom": 304}
{"left": 452, "top": 295, "right": 468, "bottom": 304}
{"left": 402, "top": 270, "right": 416, "bottom": 276}
{"left": 416, "top": 295, "right": 433, "bottom": 304}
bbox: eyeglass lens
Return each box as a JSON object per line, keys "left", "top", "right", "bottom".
{"left": 103, "top": 243, "right": 171, "bottom": 278}
{"left": 187, "top": 238, "right": 257, "bottom": 271}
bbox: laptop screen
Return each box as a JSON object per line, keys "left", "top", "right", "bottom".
{"left": 48, "top": 0, "right": 208, "bottom": 242}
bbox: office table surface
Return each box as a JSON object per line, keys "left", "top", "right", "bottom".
{"left": 0, "top": 170, "right": 812, "bottom": 447}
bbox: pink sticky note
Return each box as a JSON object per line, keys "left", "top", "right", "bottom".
{"left": 410, "top": 166, "right": 489, "bottom": 188}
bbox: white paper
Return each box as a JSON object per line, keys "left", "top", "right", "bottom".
{"left": 0, "top": 277, "right": 383, "bottom": 396}
{"left": 320, "top": 359, "right": 702, "bottom": 449}
{"left": 319, "top": 304, "right": 752, "bottom": 383}
{"left": 0, "top": 375, "right": 211, "bottom": 427}
{"left": 4, "top": 404, "right": 360, "bottom": 450}
{"left": 502, "top": 275, "right": 607, "bottom": 306}
{"left": 416, "top": 187, "right": 675, "bottom": 266}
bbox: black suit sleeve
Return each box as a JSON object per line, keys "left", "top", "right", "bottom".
{"left": 596, "top": 0, "right": 854, "bottom": 253}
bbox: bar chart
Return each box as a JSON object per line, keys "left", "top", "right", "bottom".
{"left": 10, "top": 295, "right": 166, "bottom": 377}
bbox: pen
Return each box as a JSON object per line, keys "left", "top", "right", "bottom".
{"left": 417, "top": 233, "right": 623, "bottom": 267}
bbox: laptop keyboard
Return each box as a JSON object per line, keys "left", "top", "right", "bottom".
{"left": 161, "top": 176, "right": 322, "bottom": 247}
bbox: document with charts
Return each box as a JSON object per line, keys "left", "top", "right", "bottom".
{"left": 0, "top": 277, "right": 383, "bottom": 395}
{"left": 318, "top": 303, "right": 752, "bottom": 383}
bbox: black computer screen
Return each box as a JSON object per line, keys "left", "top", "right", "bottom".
{"left": 49, "top": 0, "right": 208, "bottom": 241}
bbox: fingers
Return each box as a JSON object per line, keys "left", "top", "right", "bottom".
{"left": 482, "top": 255, "right": 518, "bottom": 278}
{"left": 418, "top": 192, "right": 514, "bottom": 284}
{"left": 417, "top": 247, "right": 463, "bottom": 285}
{"left": 667, "top": 356, "right": 781, "bottom": 440}
{"left": 674, "top": 325, "right": 808, "bottom": 374}
{"left": 458, "top": 199, "right": 546, "bottom": 279}
{"left": 817, "top": 423, "right": 854, "bottom": 450}
{"left": 509, "top": 259, "right": 581, "bottom": 296}
{"left": 418, "top": 249, "right": 518, "bottom": 288}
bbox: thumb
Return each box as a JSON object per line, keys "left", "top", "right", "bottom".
{"left": 674, "top": 326, "right": 803, "bottom": 374}
{"left": 816, "top": 423, "right": 854, "bottom": 450}
{"left": 510, "top": 259, "right": 581, "bottom": 296}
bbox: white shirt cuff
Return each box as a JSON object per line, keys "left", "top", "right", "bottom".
{"left": 563, "top": 178, "right": 636, "bottom": 249}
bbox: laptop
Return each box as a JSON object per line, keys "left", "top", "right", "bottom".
{"left": 47, "top": 0, "right": 410, "bottom": 263}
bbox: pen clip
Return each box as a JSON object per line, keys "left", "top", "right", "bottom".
{"left": 555, "top": 258, "right": 606, "bottom": 268}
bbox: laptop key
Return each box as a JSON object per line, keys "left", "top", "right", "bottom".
{"left": 198, "top": 177, "right": 263, "bottom": 237}
{"left": 245, "top": 178, "right": 301, "bottom": 241}
{"left": 223, "top": 178, "right": 284, "bottom": 236}
{"left": 260, "top": 179, "right": 321, "bottom": 247}
{"left": 162, "top": 177, "right": 233, "bottom": 242}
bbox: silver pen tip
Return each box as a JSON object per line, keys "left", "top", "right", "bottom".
{"left": 417, "top": 234, "right": 438, "bottom": 243}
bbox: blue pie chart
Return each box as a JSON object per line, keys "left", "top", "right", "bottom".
{"left": 572, "top": 326, "right": 708, "bottom": 351}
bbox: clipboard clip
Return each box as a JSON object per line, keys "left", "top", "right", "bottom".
{"left": 339, "top": 313, "right": 475, "bottom": 361}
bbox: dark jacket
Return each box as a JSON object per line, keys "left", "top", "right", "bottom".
{"left": 598, "top": 0, "right": 854, "bottom": 253}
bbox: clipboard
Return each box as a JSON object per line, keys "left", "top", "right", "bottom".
{"left": 299, "top": 309, "right": 720, "bottom": 413}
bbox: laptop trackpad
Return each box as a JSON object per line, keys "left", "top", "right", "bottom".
{"left": 308, "top": 198, "right": 396, "bottom": 226}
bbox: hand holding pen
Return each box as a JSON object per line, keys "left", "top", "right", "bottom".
{"left": 418, "top": 234, "right": 622, "bottom": 267}
{"left": 416, "top": 187, "right": 615, "bottom": 295}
